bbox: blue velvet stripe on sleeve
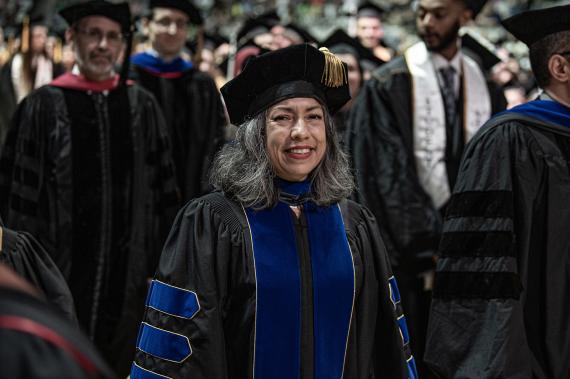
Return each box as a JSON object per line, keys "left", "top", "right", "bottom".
{"left": 388, "top": 276, "right": 401, "bottom": 308}
{"left": 131, "top": 362, "right": 170, "bottom": 379}
{"left": 407, "top": 356, "right": 419, "bottom": 379}
{"left": 146, "top": 279, "right": 200, "bottom": 319}
{"left": 137, "top": 323, "right": 192, "bottom": 363}
{"left": 397, "top": 315, "right": 410, "bottom": 346}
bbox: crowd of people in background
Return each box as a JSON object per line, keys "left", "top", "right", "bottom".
{"left": 0, "top": 0, "right": 569, "bottom": 378}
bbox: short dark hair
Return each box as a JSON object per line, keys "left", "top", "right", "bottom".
{"left": 529, "top": 30, "right": 570, "bottom": 88}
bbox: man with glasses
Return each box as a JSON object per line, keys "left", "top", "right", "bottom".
{"left": 131, "top": 0, "right": 226, "bottom": 203}
{"left": 425, "top": 4, "right": 570, "bottom": 378}
{"left": 0, "top": 1, "right": 178, "bottom": 376}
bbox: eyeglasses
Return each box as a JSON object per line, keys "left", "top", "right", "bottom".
{"left": 152, "top": 17, "right": 188, "bottom": 31}
{"left": 76, "top": 28, "right": 124, "bottom": 46}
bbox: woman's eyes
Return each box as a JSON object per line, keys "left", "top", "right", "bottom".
{"left": 270, "top": 113, "right": 323, "bottom": 122}
{"left": 271, "top": 114, "right": 291, "bottom": 121}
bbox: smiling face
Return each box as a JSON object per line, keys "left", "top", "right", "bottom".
{"left": 266, "top": 97, "right": 327, "bottom": 182}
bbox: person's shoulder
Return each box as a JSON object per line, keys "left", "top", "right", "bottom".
{"left": 370, "top": 56, "right": 409, "bottom": 81}
{"left": 339, "top": 199, "right": 377, "bottom": 231}
{"left": 468, "top": 114, "right": 545, "bottom": 158}
{"left": 182, "top": 192, "right": 247, "bottom": 232}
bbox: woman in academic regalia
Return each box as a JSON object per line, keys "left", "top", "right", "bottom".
{"left": 131, "top": 43, "right": 418, "bottom": 379}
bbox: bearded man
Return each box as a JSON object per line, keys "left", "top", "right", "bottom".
{"left": 0, "top": 1, "right": 178, "bottom": 375}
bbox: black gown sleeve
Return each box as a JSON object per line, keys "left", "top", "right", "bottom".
{"left": 346, "top": 75, "right": 440, "bottom": 272}
{"left": 342, "top": 201, "right": 418, "bottom": 379}
{"left": 425, "top": 121, "right": 543, "bottom": 378}
{"left": 0, "top": 282, "right": 117, "bottom": 379}
{"left": 132, "top": 193, "right": 245, "bottom": 379}
{"left": 0, "top": 225, "right": 76, "bottom": 323}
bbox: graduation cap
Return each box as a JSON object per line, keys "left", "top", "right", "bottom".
{"left": 501, "top": 4, "right": 570, "bottom": 47}
{"left": 149, "top": 0, "right": 203, "bottom": 25}
{"left": 221, "top": 43, "right": 350, "bottom": 125}
{"left": 187, "top": 32, "right": 228, "bottom": 53}
{"left": 59, "top": 0, "right": 131, "bottom": 34}
{"left": 461, "top": 31, "right": 502, "bottom": 71}
{"left": 280, "top": 23, "right": 317, "bottom": 45}
{"left": 357, "top": 2, "right": 386, "bottom": 19}
{"left": 321, "top": 28, "right": 385, "bottom": 67}
{"left": 236, "top": 16, "right": 277, "bottom": 48}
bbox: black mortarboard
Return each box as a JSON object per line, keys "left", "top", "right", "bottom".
{"left": 236, "top": 16, "right": 277, "bottom": 48}
{"left": 357, "top": 2, "right": 386, "bottom": 19}
{"left": 501, "top": 4, "right": 570, "bottom": 47}
{"left": 461, "top": 32, "right": 501, "bottom": 71}
{"left": 149, "top": 0, "right": 203, "bottom": 25}
{"left": 59, "top": 1, "right": 131, "bottom": 33}
{"left": 282, "top": 23, "right": 317, "bottom": 45}
{"left": 221, "top": 44, "right": 350, "bottom": 125}
{"left": 321, "top": 28, "right": 385, "bottom": 66}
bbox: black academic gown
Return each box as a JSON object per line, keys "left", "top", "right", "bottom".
{"left": 425, "top": 109, "right": 570, "bottom": 379}
{"left": 0, "top": 285, "right": 117, "bottom": 379}
{"left": 131, "top": 65, "right": 226, "bottom": 202}
{"left": 0, "top": 83, "right": 179, "bottom": 376}
{"left": 132, "top": 192, "right": 416, "bottom": 379}
{"left": 0, "top": 221, "right": 76, "bottom": 322}
{"left": 345, "top": 55, "right": 507, "bottom": 376}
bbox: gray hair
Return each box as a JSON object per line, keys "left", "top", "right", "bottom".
{"left": 210, "top": 106, "right": 355, "bottom": 209}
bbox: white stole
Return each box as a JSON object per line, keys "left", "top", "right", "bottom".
{"left": 405, "top": 42, "right": 491, "bottom": 209}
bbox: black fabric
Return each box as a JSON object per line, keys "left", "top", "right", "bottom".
{"left": 0, "top": 83, "right": 178, "bottom": 377}
{"left": 345, "top": 53, "right": 507, "bottom": 379}
{"left": 445, "top": 190, "right": 514, "bottom": 219}
{"left": 501, "top": 4, "right": 570, "bottom": 47}
{"left": 0, "top": 225, "right": 76, "bottom": 322}
{"left": 0, "top": 286, "right": 117, "bottom": 379}
{"left": 433, "top": 272, "right": 522, "bottom": 299}
{"left": 345, "top": 55, "right": 507, "bottom": 272}
{"left": 439, "top": 231, "right": 515, "bottom": 258}
{"left": 132, "top": 192, "right": 413, "bottom": 378}
{"left": 130, "top": 65, "right": 225, "bottom": 203}
{"left": 425, "top": 113, "right": 570, "bottom": 379}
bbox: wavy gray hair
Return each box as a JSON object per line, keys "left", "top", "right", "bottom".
{"left": 210, "top": 104, "right": 354, "bottom": 208}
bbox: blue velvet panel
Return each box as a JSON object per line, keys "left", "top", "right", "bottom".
{"left": 147, "top": 279, "right": 200, "bottom": 319}
{"left": 137, "top": 323, "right": 192, "bottom": 363}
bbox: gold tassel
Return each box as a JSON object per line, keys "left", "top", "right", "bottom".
{"left": 319, "top": 47, "right": 347, "bottom": 88}
{"left": 21, "top": 15, "right": 30, "bottom": 53}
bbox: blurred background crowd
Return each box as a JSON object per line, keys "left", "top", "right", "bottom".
{"left": 1, "top": 0, "right": 567, "bottom": 118}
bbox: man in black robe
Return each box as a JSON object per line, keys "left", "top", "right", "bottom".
{"left": 0, "top": 264, "right": 116, "bottom": 379}
{"left": 425, "top": 5, "right": 570, "bottom": 378}
{"left": 345, "top": 0, "right": 506, "bottom": 375}
{"left": 0, "top": 1, "right": 178, "bottom": 376}
{"left": 130, "top": 0, "right": 226, "bottom": 202}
